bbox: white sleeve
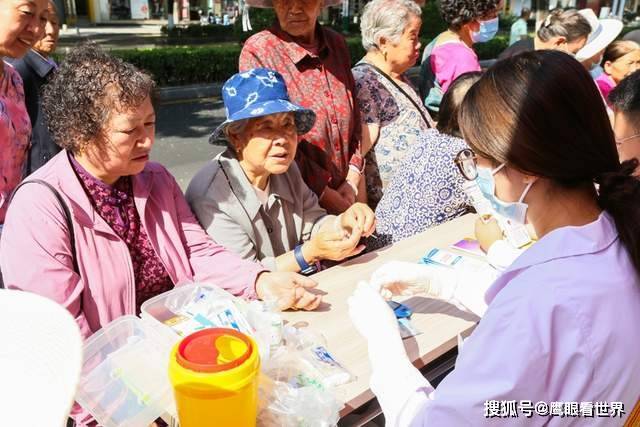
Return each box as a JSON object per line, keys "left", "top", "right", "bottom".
{"left": 428, "top": 265, "right": 500, "bottom": 317}
{"left": 367, "top": 340, "right": 435, "bottom": 427}
{"left": 487, "top": 239, "right": 523, "bottom": 271}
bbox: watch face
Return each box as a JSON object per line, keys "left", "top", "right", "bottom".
{"left": 302, "top": 266, "right": 317, "bottom": 275}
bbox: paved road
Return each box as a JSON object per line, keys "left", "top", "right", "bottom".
{"left": 153, "top": 97, "right": 227, "bottom": 190}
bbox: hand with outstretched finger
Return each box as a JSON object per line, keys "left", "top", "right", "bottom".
{"left": 255, "top": 272, "right": 322, "bottom": 311}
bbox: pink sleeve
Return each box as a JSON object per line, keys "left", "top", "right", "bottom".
{"left": 431, "top": 44, "right": 481, "bottom": 93}
{"left": 0, "top": 184, "right": 93, "bottom": 339}
{"left": 594, "top": 74, "right": 614, "bottom": 103}
{"left": 169, "top": 170, "right": 267, "bottom": 299}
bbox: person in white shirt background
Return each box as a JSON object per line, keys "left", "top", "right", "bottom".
{"left": 349, "top": 50, "right": 640, "bottom": 426}
{"left": 509, "top": 7, "right": 530, "bottom": 46}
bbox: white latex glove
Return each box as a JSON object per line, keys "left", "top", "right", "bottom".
{"left": 348, "top": 281, "right": 399, "bottom": 341}
{"left": 370, "top": 261, "right": 498, "bottom": 317}
{"left": 348, "top": 281, "right": 410, "bottom": 366}
{"left": 369, "top": 261, "right": 458, "bottom": 301}
{"left": 349, "top": 281, "right": 424, "bottom": 427}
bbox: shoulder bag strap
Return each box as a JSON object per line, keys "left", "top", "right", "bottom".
{"left": 9, "top": 179, "right": 79, "bottom": 274}
{"left": 357, "top": 61, "right": 436, "bottom": 129}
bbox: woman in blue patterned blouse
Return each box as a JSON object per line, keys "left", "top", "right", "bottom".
{"left": 353, "top": 0, "right": 435, "bottom": 209}
{"left": 372, "top": 72, "right": 481, "bottom": 247}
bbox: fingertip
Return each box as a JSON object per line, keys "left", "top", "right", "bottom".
{"left": 301, "top": 277, "right": 318, "bottom": 288}
{"left": 311, "top": 296, "right": 322, "bottom": 310}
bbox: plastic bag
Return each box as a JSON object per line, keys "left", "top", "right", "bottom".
{"left": 282, "top": 326, "right": 353, "bottom": 389}
{"left": 162, "top": 284, "right": 254, "bottom": 336}
{"left": 245, "top": 300, "right": 284, "bottom": 362}
{"left": 258, "top": 374, "right": 342, "bottom": 427}
{"left": 258, "top": 344, "right": 344, "bottom": 427}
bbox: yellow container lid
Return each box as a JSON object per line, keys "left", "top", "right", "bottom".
{"left": 175, "top": 328, "right": 254, "bottom": 373}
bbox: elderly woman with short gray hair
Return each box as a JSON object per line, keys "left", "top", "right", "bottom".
{"left": 187, "top": 69, "right": 376, "bottom": 275}
{"left": 353, "top": 0, "right": 435, "bottom": 208}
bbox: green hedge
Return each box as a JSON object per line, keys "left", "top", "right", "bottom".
{"left": 53, "top": 32, "right": 509, "bottom": 88}
{"left": 161, "top": 9, "right": 277, "bottom": 44}
{"left": 474, "top": 34, "right": 510, "bottom": 60}
{"left": 161, "top": 24, "right": 239, "bottom": 42}
{"left": 420, "top": 1, "right": 447, "bottom": 41}
{"left": 346, "top": 37, "right": 366, "bottom": 64}
{"left": 109, "top": 39, "right": 364, "bottom": 87}
{"left": 113, "top": 45, "right": 243, "bottom": 86}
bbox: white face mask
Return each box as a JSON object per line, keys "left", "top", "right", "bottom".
{"left": 470, "top": 17, "right": 499, "bottom": 44}
{"left": 475, "top": 164, "right": 534, "bottom": 225}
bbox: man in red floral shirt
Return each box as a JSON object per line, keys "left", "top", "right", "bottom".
{"left": 239, "top": 0, "right": 364, "bottom": 214}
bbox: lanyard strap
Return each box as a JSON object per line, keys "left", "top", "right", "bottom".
{"left": 357, "top": 61, "right": 436, "bottom": 129}
{"left": 10, "top": 179, "right": 79, "bottom": 274}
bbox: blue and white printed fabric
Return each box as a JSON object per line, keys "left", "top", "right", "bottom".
{"left": 373, "top": 129, "right": 471, "bottom": 247}
{"left": 209, "top": 68, "right": 316, "bottom": 143}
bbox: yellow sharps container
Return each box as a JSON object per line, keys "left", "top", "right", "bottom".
{"left": 168, "top": 328, "right": 260, "bottom": 427}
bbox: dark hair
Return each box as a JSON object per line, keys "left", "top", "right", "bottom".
{"left": 520, "top": 7, "right": 531, "bottom": 18}
{"left": 537, "top": 9, "right": 591, "bottom": 43}
{"left": 437, "top": 71, "right": 482, "bottom": 138}
{"left": 459, "top": 50, "right": 640, "bottom": 275}
{"left": 439, "top": 0, "right": 501, "bottom": 31}
{"left": 602, "top": 40, "right": 640, "bottom": 65}
{"left": 609, "top": 69, "right": 640, "bottom": 114}
{"left": 41, "top": 43, "right": 156, "bottom": 154}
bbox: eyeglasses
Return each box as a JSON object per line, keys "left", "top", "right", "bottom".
{"left": 454, "top": 148, "right": 478, "bottom": 181}
{"left": 615, "top": 133, "right": 640, "bottom": 146}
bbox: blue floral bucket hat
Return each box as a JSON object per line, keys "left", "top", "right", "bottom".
{"left": 209, "top": 68, "right": 316, "bottom": 143}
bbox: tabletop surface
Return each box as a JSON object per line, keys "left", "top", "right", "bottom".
{"left": 281, "top": 214, "right": 481, "bottom": 416}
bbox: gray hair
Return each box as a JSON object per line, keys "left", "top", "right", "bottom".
{"left": 223, "top": 119, "right": 249, "bottom": 151}
{"left": 224, "top": 120, "right": 249, "bottom": 138}
{"left": 360, "top": 0, "right": 422, "bottom": 52}
{"left": 537, "top": 9, "right": 592, "bottom": 43}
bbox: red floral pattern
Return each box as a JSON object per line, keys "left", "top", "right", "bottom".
{"left": 71, "top": 157, "right": 173, "bottom": 313}
{"left": 0, "top": 63, "right": 32, "bottom": 223}
{"left": 239, "top": 23, "right": 363, "bottom": 196}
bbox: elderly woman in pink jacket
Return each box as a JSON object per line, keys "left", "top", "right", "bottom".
{"left": 0, "top": 45, "right": 322, "bottom": 341}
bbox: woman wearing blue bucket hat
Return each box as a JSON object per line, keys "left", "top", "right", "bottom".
{"left": 186, "top": 69, "right": 376, "bottom": 273}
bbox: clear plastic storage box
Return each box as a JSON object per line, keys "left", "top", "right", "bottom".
{"left": 76, "top": 284, "right": 263, "bottom": 426}
{"left": 75, "top": 315, "right": 175, "bottom": 427}
{"left": 140, "top": 283, "right": 253, "bottom": 341}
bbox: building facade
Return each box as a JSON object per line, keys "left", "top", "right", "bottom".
{"left": 59, "top": 0, "right": 222, "bottom": 23}
{"left": 57, "top": 0, "right": 640, "bottom": 25}
{"left": 506, "top": 0, "right": 639, "bottom": 19}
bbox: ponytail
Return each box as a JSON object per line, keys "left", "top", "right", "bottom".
{"left": 595, "top": 159, "right": 640, "bottom": 275}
